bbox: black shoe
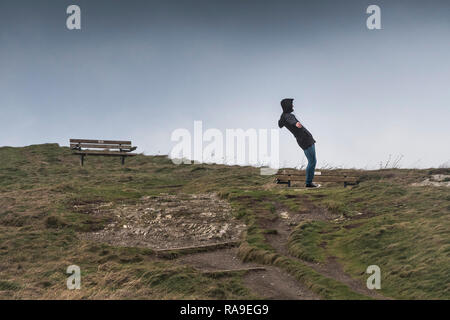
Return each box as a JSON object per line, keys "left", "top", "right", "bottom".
{"left": 305, "top": 183, "right": 320, "bottom": 188}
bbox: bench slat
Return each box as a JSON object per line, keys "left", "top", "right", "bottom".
{"left": 278, "top": 169, "right": 359, "bottom": 176}
{"left": 70, "top": 143, "right": 135, "bottom": 150}
{"left": 70, "top": 139, "right": 132, "bottom": 145}
{"left": 74, "top": 150, "right": 137, "bottom": 156}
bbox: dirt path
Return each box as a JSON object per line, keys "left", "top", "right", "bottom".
{"left": 178, "top": 248, "right": 319, "bottom": 300}
{"left": 264, "top": 200, "right": 387, "bottom": 300}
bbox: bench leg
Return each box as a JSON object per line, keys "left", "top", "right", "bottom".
{"left": 288, "top": 180, "right": 291, "bottom": 188}
{"left": 121, "top": 156, "right": 125, "bottom": 165}
{"left": 80, "top": 155, "right": 85, "bottom": 166}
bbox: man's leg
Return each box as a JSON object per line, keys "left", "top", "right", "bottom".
{"left": 304, "top": 144, "right": 317, "bottom": 185}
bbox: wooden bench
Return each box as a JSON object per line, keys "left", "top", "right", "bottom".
{"left": 276, "top": 169, "right": 360, "bottom": 187}
{"left": 70, "top": 139, "right": 137, "bottom": 166}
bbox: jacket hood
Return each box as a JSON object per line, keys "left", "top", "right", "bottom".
{"left": 281, "top": 98, "right": 294, "bottom": 113}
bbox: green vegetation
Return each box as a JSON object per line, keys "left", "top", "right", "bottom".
{"left": 0, "top": 143, "right": 448, "bottom": 299}
{"left": 288, "top": 221, "right": 328, "bottom": 263}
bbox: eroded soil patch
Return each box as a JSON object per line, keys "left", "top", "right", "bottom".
{"left": 78, "top": 193, "right": 246, "bottom": 250}
{"left": 411, "top": 174, "right": 450, "bottom": 187}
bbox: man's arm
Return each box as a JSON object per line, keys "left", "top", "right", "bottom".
{"left": 285, "top": 113, "right": 303, "bottom": 128}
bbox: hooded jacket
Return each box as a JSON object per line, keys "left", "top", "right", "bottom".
{"left": 278, "top": 99, "right": 316, "bottom": 150}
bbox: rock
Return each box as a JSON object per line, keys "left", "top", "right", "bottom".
{"left": 280, "top": 211, "right": 289, "bottom": 219}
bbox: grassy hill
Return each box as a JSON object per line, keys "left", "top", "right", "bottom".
{"left": 0, "top": 143, "right": 448, "bottom": 299}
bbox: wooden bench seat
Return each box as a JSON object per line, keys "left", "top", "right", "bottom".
{"left": 276, "top": 169, "right": 360, "bottom": 187}
{"left": 70, "top": 139, "right": 137, "bottom": 166}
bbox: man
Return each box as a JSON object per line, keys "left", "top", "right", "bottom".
{"left": 278, "top": 98, "right": 319, "bottom": 188}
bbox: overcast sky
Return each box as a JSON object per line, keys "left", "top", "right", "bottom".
{"left": 0, "top": 0, "right": 449, "bottom": 168}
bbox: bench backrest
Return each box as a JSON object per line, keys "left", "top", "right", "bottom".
{"left": 70, "top": 139, "right": 134, "bottom": 151}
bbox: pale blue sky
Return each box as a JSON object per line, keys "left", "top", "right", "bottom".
{"left": 0, "top": 0, "right": 449, "bottom": 168}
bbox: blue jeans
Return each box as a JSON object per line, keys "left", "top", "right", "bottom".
{"left": 304, "top": 144, "right": 316, "bottom": 185}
